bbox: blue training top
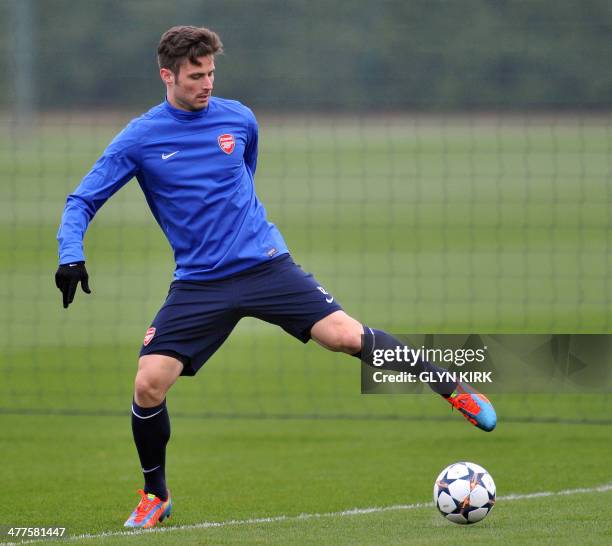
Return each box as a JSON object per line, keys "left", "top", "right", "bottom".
{"left": 57, "top": 97, "right": 289, "bottom": 280}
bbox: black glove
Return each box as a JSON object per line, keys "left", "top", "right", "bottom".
{"left": 55, "top": 261, "right": 91, "bottom": 308}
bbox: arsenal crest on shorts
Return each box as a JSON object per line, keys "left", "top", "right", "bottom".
{"left": 217, "top": 133, "right": 235, "bottom": 154}
{"left": 143, "top": 327, "right": 156, "bottom": 346}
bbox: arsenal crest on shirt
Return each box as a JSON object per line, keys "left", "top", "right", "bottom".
{"left": 143, "top": 327, "right": 156, "bottom": 346}
{"left": 217, "top": 133, "right": 235, "bottom": 154}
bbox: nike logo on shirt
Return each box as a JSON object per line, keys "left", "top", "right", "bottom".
{"left": 162, "top": 151, "right": 179, "bottom": 160}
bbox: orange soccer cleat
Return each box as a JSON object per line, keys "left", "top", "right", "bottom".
{"left": 124, "top": 489, "right": 172, "bottom": 528}
{"left": 445, "top": 383, "right": 497, "bottom": 432}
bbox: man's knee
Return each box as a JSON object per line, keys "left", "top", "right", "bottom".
{"left": 134, "top": 354, "right": 183, "bottom": 406}
{"left": 134, "top": 372, "right": 167, "bottom": 406}
{"left": 333, "top": 327, "right": 362, "bottom": 354}
{"left": 311, "top": 312, "right": 363, "bottom": 354}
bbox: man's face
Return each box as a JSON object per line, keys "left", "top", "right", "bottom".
{"left": 161, "top": 55, "right": 215, "bottom": 111}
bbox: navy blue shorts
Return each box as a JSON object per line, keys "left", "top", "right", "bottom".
{"left": 139, "top": 254, "right": 343, "bottom": 375}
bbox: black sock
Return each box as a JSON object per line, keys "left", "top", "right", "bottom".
{"left": 131, "top": 399, "right": 170, "bottom": 501}
{"left": 354, "top": 326, "right": 458, "bottom": 396}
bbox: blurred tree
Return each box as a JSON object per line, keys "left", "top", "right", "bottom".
{"left": 2, "top": 0, "right": 611, "bottom": 111}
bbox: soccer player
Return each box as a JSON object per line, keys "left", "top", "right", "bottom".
{"left": 55, "top": 26, "right": 496, "bottom": 529}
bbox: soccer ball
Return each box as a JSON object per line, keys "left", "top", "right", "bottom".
{"left": 433, "top": 461, "right": 496, "bottom": 524}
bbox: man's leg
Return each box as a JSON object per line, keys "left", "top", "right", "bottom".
{"left": 125, "top": 354, "right": 183, "bottom": 528}
{"left": 310, "top": 311, "right": 456, "bottom": 393}
{"left": 132, "top": 354, "right": 183, "bottom": 499}
{"left": 232, "top": 255, "right": 492, "bottom": 430}
{"left": 310, "top": 311, "right": 496, "bottom": 431}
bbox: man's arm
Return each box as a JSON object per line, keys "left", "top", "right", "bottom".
{"left": 244, "top": 110, "right": 258, "bottom": 176}
{"left": 55, "top": 138, "right": 140, "bottom": 308}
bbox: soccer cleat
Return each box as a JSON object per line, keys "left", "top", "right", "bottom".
{"left": 124, "top": 489, "right": 172, "bottom": 528}
{"left": 445, "top": 383, "right": 497, "bottom": 432}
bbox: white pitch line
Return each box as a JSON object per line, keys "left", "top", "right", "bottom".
{"left": 3, "top": 483, "right": 611, "bottom": 546}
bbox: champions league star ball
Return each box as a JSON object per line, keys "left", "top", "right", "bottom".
{"left": 433, "top": 461, "right": 496, "bottom": 524}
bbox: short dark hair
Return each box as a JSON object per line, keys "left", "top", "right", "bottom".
{"left": 157, "top": 26, "right": 223, "bottom": 77}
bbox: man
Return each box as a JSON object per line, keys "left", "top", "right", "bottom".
{"left": 55, "top": 26, "right": 496, "bottom": 529}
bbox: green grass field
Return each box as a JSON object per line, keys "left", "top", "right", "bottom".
{"left": 1, "top": 114, "right": 611, "bottom": 544}
{"left": 2, "top": 415, "right": 611, "bottom": 544}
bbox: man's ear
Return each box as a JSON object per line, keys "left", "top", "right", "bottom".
{"left": 160, "top": 68, "right": 175, "bottom": 86}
